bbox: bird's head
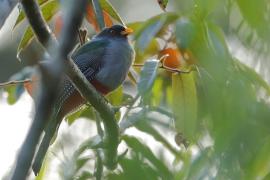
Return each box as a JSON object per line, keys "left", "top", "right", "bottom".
{"left": 96, "top": 25, "right": 133, "bottom": 39}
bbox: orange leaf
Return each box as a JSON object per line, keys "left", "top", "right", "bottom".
{"left": 54, "top": 12, "right": 63, "bottom": 37}
{"left": 86, "top": 4, "right": 113, "bottom": 32}
{"left": 103, "top": 11, "right": 113, "bottom": 27}
{"left": 86, "top": 4, "right": 100, "bottom": 32}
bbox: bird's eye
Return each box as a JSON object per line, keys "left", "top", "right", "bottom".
{"left": 109, "top": 29, "right": 115, "bottom": 34}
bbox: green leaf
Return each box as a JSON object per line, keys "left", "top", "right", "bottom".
{"left": 76, "top": 171, "right": 93, "bottom": 180}
{"left": 157, "top": 0, "right": 169, "bottom": 11}
{"left": 175, "top": 17, "right": 197, "bottom": 50}
{"left": 17, "top": 0, "right": 59, "bottom": 53}
{"left": 135, "top": 120, "right": 180, "bottom": 156}
{"left": 137, "top": 59, "right": 159, "bottom": 96}
{"left": 65, "top": 106, "right": 94, "bottom": 125}
{"left": 206, "top": 22, "right": 229, "bottom": 58}
{"left": 14, "top": 0, "right": 50, "bottom": 29}
{"left": 76, "top": 157, "right": 91, "bottom": 172}
{"left": 134, "top": 12, "right": 179, "bottom": 53}
{"left": 122, "top": 135, "right": 173, "bottom": 179}
{"left": 17, "top": 27, "right": 34, "bottom": 54}
{"left": 5, "top": 85, "right": 17, "bottom": 105}
{"left": 92, "top": 0, "right": 105, "bottom": 30}
{"left": 135, "top": 38, "right": 160, "bottom": 64}
{"left": 99, "top": 0, "right": 124, "bottom": 25}
{"left": 119, "top": 110, "right": 146, "bottom": 132}
{"left": 234, "top": 59, "right": 270, "bottom": 96}
{"left": 236, "top": 0, "right": 270, "bottom": 41}
{"left": 119, "top": 158, "right": 159, "bottom": 180}
{"left": 106, "top": 86, "right": 123, "bottom": 106}
{"left": 247, "top": 137, "right": 270, "bottom": 179}
{"left": 126, "top": 21, "right": 144, "bottom": 32}
{"left": 172, "top": 72, "right": 198, "bottom": 141}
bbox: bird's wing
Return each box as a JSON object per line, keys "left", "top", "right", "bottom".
{"left": 55, "top": 39, "right": 109, "bottom": 114}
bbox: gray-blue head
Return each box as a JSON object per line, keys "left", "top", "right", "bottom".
{"left": 96, "top": 25, "right": 133, "bottom": 39}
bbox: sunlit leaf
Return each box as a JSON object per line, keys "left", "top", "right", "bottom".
{"left": 247, "top": 136, "right": 270, "bottom": 179}
{"left": 99, "top": 0, "right": 124, "bottom": 25}
{"left": 172, "top": 73, "right": 198, "bottom": 141}
{"left": 137, "top": 59, "right": 159, "bottom": 96}
{"left": 126, "top": 21, "right": 143, "bottom": 33}
{"left": 17, "top": 27, "right": 34, "bottom": 54}
{"left": 65, "top": 106, "right": 94, "bottom": 125}
{"left": 13, "top": 0, "right": 50, "bottom": 29}
{"left": 17, "top": 0, "right": 59, "bottom": 53}
{"left": 134, "top": 12, "right": 178, "bottom": 53}
{"left": 107, "top": 86, "right": 123, "bottom": 106}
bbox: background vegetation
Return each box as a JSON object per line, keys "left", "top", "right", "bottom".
{"left": 1, "top": 0, "right": 270, "bottom": 179}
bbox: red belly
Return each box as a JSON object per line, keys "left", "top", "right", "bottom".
{"left": 58, "top": 79, "right": 110, "bottom": 118}
{"left": 25, "top": 77, "right": 110, "bottom": 119}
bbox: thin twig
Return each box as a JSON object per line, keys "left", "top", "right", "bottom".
{"left": 77, "top": 28, "right": 84, "bottom": 46}
{"left": 160, "top": 65, "right": 192, "bottom": 74}
{"left": 0, "top": 79, "right": 32, "bottom": 87}
{"left": 133, "top": 63, "right": 193, "bottom": 74}
{"left": 94, "top": 150, "right": 103, "bottom": 180}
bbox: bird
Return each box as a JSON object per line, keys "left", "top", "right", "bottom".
{"left": 25, "top": 24, "right": 135, "bottom": 175}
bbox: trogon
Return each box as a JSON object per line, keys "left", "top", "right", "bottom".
{"left": 25, "top": 25, "right": 135, "bottom": 175}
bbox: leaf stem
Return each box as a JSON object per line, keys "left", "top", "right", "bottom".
{"left": 0, "top": 79, "right": 32, "bottom": 87}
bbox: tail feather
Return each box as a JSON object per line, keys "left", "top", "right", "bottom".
{"left": 32, "top": 116, "right": 62, "bottom": 176}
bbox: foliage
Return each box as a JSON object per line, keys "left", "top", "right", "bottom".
{"left": 1, "top": 0, "right": 270, "bottom": 179}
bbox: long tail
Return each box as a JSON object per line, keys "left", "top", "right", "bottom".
{"left": 32, "top": 115, "right": 62, "bottom": 176}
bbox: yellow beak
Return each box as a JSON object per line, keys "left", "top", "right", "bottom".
{"left": 121, "top": 27, "right": 133, "bottom": 35}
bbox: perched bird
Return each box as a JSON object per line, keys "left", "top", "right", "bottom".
{"left": 26, "top": 25, "right": 135, "bottom": 175}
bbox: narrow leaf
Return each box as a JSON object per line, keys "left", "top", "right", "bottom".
{"left": 122, "top": 135, "right": 173, "bottom": 179}
{"left": 135, "top": 120, "right": 180, "bottom": 156}
{"left": 92, "top": 0, "right": 105, "bottom": 30}
{"left": 137, "top": 59, "right": 159, "bottom": 96}
{"left": 14, "top": 0, "right": 51, "bottom": 29}
{"left": 17, "top": 0, "right": 59, "bottom": 53}
{"left": 135, "top": 13, "right": 178, "bottom": 53}
{"left": 99, "top": 0, "right": 124, "bottom": 25}
{"left": 172, "top": 73, "right": 198, "bottom": 141}
{"left": 175, "top": 18, "right": 197, "bottom": 50}
{"left": 17, "top": 27, "right": 34, "bottom": 53}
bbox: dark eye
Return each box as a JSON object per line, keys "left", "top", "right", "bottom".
{"left": 109, "top": 29, "right": 115, "bottom": 34}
